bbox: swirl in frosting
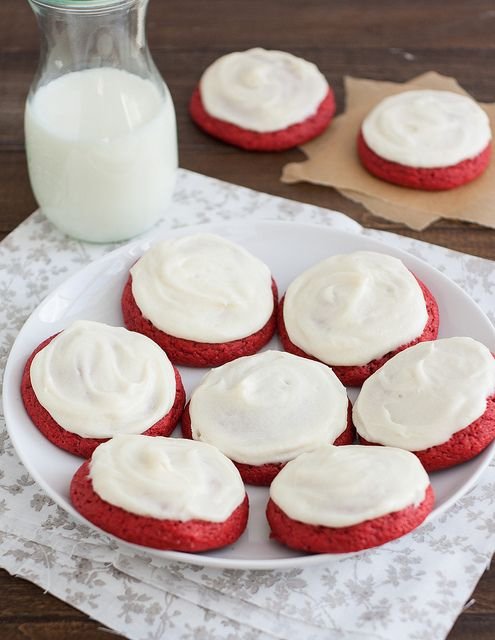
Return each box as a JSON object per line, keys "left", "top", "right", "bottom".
{"left": 89, "top": 435, "right": 246, "bottom": 521}
{"left": 199, "top": 48, "right": 329, "bottom": 132}
{"left": 30, "top": 320, "right": 176, "bottom": 437}
{"left": 362, "top": 90, "right": 492, "bottom": 168}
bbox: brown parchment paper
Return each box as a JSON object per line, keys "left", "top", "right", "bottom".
{"left": 282, "top": 72, "right": 495, "bottom": 231}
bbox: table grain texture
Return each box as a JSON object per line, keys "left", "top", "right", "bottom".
{"left": 1, "top": 0, "right": 494, "bottom": 638}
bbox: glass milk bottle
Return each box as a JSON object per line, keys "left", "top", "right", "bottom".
{"left": 25, "top": 0, "right": 177, "bottom": 242}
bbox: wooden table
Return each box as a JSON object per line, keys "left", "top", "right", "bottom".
{"left": 1, "top": 0, "right": 494, "bottom": 637}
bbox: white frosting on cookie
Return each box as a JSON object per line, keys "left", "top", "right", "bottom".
{"left": 89, "top": 435, "right": 245, "bottom": 521}
{"left": 270, "top": 445, "right": 430, "bottom": 527}
{"left": 188, "top": 350, "right": 348, "bottom": 465}
{"left": 130, "top": 233, "right": 274, "bottom": 343}
{"left": 199, "top": 48, "right": 329, "bottom": 132}
{"left": 362, "top": 90, "right": 491, "bottom": 168}
{"left": 30, "top": 320, "right": 176, "bottom": 438}
{"left": 353, "top": 337, "right": 495, "bottom": 450}
{"left": 283, "top": 251, "right": 428, "bottom": 366}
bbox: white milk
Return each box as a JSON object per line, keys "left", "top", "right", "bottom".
{"left": 25, "top": 67, "right": 177, "bottom": 242}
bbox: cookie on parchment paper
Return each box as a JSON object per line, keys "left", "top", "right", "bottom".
{"left": 358, "top": 90, "right": 492, "bottom": 190}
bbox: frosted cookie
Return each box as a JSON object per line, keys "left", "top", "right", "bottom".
{"left": 181, "top": 350, "right": 354, "bottom": 485}
{"left": 278, "top": 251, "right": 439, "bottom": 386}
{"left": 266, "top": 445, "right": 434, "bottom": 553}
{"left": 189, "top": 48, "right": 335, "bottom": 151}
{"left": 21, "top": 320, "right": 185, "bottom": 458}
{"left": 354, "top": 337, "right": 495, "bottom": 471}
{"left": 122, "top": 233, "right": 278, "bottom": 367}
{"left": 358, "top": 90, "right": 492, "bottom": 190}
{"left": 70, "top": 435, "right": 249, "bottom": 552}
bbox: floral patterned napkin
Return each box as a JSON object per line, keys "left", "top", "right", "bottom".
{"left": 1, "top": 170, "right": 494, "bottom": 640}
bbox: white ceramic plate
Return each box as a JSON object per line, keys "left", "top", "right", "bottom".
{"left": 3, "top": 220, "right": 495, "bottom": 570}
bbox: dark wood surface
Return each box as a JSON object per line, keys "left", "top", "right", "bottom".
{"left": 1, "top": 0, "right": 494, "bottom": 638}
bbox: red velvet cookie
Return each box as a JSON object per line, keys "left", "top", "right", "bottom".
{"left": 358, "top": 131, "right": 492, "bottom": 191}
{"left": 278, "top": 277, "right": 439, "bottom": 387}
{"left": 353, "top": 338, "right": 495, "bottom": 471}
{"left": 266, "top": 444, "right": 434, "bottom": 553}
{"left": 189, "top": 86, "right": 335, "bottom": 152}
{"left": 21, "top": 334, "right": 186, "bottom": 458}
{"left": 266, "top": 485, "right": 434, "bottom": 554}
{"left": 181, "top": 400, "right": 355, "bottom": 486}
{"left": 122, "top": 276, "right": 279, "bottom": 368}
{"left": 359, "top": 392, "right": 495, "bottom": 472}
{"left": 71, "top": 459, "right": 249, "bottom": 552}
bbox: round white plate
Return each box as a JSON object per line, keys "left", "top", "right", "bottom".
{"left": 3, "top": 220, "right": 495, "bottom": 570}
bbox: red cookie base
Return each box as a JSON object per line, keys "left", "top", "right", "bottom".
{"left": 278, "top": 276, "right": 439, "bottom": 387}
{"left": 357, "top": 131, "right": 492, "bottom": 191}
{"left": 122, "top": 276, "right": 279, "bottom": 368}
{"left": 70, "top": 461, "right": 249, "bottom": 552}
{"left": 358, "top": 393, "right": 495, "bottom": 472}
{"left": 266, "top": 484, "right": 434, "bottom": 553}
{"left": 189, "top": 86, "right": 336, "bottom": 151}
{"left": 181, "top": 400, "right": 355, "bottom": 486}
{"left": 21, "top": 335, "right": 186, "bottom": 459}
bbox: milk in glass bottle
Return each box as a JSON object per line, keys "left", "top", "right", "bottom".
{"left": 25, "top": 0, "right": 177, "bottom": 242}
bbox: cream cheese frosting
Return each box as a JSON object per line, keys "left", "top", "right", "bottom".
{"left": 270, "top": 445, "right": 430, "bottom": 527}
{"left": 130, "top": 233, "right": 274, "bottom": 343}
{"left": 89, "top": 435, "right": 246, "bottom": 522}
{"left": 188, "top": 350, "right": 348, "bottom": 465}
{"left": 362, "top": 90, "right": 492, "bottom": 168}
{"left": 353, "top": 337, "right": 495, "bottom": 450}
{"left": 30, "top": 320, "right": 176, "bottom": 438}
{"left": 199, "top": 48, "right": 329, "bottom": 132}
{"left": 283, "top": 251, "right": 428, "bottom": 366}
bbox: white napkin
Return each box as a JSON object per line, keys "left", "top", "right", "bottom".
{"left": 0, "top": 170, "right": 494, "bottom": 640}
